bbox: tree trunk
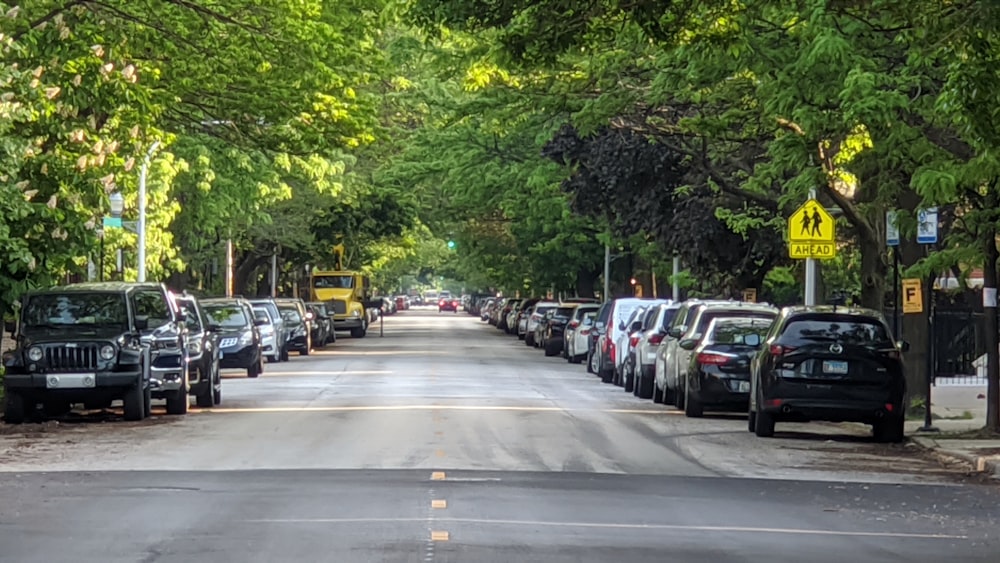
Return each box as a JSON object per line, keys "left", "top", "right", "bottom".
{"left": 576, "top": 268, "right": 598, "bottom": 298}
{"left": 858, "top": 227, "right": 887, "bottom": 310}
{"left": 234, "top": 253, "right": 270, "bottom": 296}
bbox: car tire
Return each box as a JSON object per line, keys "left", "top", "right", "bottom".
{"left": 195, "top": 368, "right": 214, "bottom": 408}
{"left": 143, "top": 386, "right": 152, "bottom": 417}
{"left": 248, "top": 357, "right": 262, "bottom": 378}
{"left": 684, "top": 383, "right": 704, "bottom": 417}
{"left": 525, "top": 333, "right": 534, "bottom": 347}
{"left": 280, "top": 346, "right": 290, "bottom": 362}
{"left": 586, "top": 349, "right": 595, "bottom": 373}
{"left": 3, "top": 391, "right": 26, "bottom": 424}
{"left": 873, "top": 415, "right": 905, "bottom": 443}
{"left": 748, "top": 409, "right": 757, "bottom": 432}
{"left": 673, "top": 380, "right": 685, "bottom": 409}
{"left": 637, "top": 373, "right": 654, "bottom": 400}
{"left": 544, "top": 341, "right": 559, "bottom": 357}
{"left": 624, "top": 367, "right": 635, "bottom": 393}
{"left": 754, "top": 408, "right": 775, "bottom": 437}
{"left": 123, "top": 384, "right": 145, "bottom": 421}
{"left": 165, "top": 387, "right": 189, "bottom": 415}
{"left": 652, "top": 382, "right": 664, "bottom": 404}
{"left": 267, "top": 354, "right": 278, "bottom": 363}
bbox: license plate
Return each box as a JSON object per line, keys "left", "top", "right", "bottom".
{"left": 46, "top": 373, "right": 97, "bottom": 389}
{"left": 822, "top": 360, "right": 849, "bottom": 374}
{"left": 737, "top": 381, "right": 750, "bottom": 393}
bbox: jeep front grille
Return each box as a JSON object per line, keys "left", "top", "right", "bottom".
{"left": 45, "top": 345, "right": 99, "bottom": 371}
{"left": 331, "top": 300, "right": 347, "bottom": 315}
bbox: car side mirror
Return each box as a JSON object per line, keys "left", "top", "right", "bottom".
{"left": 678, "top": 339, "right": 698, "bottom": 350}
{"left": 668, "top": 328, "right": 682, "bottom": 338}
{"left": 134, "top": 315, "right": 149, "bottom": 331}
{"left": 619, "top": 322, "right": 626, "bottom": 331}
{"left": 897, "top": 340, "right": 910, "bottom": 352}
{"left": 630, "top": 321, "right": 642, "bottom": 332}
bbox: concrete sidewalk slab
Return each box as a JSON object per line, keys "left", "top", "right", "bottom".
{"left": 911, "top": 436, "right": 1000, "bottom": 479}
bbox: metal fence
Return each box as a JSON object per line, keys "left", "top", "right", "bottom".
{"left": 885, "top": 305, "right": 987, "bottom": 386}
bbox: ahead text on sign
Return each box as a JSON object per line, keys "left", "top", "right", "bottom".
{"left": 788, "top": 242, "right": 835, "bottom": 259}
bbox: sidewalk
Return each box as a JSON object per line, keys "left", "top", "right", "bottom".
{"left": 907, "top": 384, "right": 1000, "bottom": 478}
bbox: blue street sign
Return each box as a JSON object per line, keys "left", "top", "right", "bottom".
{"left": 916, "top": 208, "right": 938, "bottom": 244}
{"left": 102, "top": 217, "right": 123, "bottom": 228}
{"left": 886, "top": 210, "right": 899, "bottom": 247}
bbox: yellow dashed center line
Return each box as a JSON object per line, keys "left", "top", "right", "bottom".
{"left": 431, "top": 471, "right": 447, "bottom": 480}
{"left": 434, "top": 449, "right": 446, "bottom": 458}
{"left": 431, "top": 499, "right": 447, "bottom": 509}
{"left": 202, "top": 405, "right": 682, "bottom": 415}
{"left": 430, "top": 530, "right": 450, "bottom": 541}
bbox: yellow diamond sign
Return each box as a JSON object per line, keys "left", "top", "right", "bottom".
{"left": 787, "top": 199, "right": 836, "bottom": 259}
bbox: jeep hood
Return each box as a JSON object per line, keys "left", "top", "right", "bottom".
{"left": 20, "top": 325, "right": 127, "bottom": 343}
{"left": 313, "top": 287, "right": 355, "bottom": 301}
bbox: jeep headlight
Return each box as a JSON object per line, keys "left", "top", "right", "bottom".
{"left": 239, "top": 331, "right": 254, "bottom": 346}
{"left": 99, "top": 345, "right": 116, "bottom": 360}
{"left": 27, "top": 346, "right": 43, "bottom": 361}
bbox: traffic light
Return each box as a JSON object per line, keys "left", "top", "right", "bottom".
{"left": 447, "top": 240, "right": 456, "bottom": 249}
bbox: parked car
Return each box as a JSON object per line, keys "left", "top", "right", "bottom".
{"left": 586, "top": 302, "right": 613, "bottom": 375}
{"left": 524, "top": 301, "right": 559, "bottom": 347}
{"left": 136, "top": 284, "right": 190, "bottom": 415}
{"left": 621, "top": 305, "right": 666, "bottom": 392}
{"left": 542, "top": 304, "right": 579, "bottom": 357}
{"left": 251, "top": 305, "right": 281, "bottom": 363}
{"left": 247, "top": 297, "right": 290, "bottom": 362}
{"left": 564, "top": 304, "right": 601, "bottom": 363}
{"left": 306, "top": 302, "right": 334, "bottom": 347}
{"left": 176, "top": 294, "right": 222, "bottom": 407}
{"left": 630, "top": 302, "right": 681, "bottom": 398}
{"left": 516, "top": 298, "right": 542, "bottom": 339}
{"left": 3, "top": 282, "right": 157, "bottom": 422}
{"left": 202, "top": 298, "right": 265, "bottom": 377}
{"left": 275, "top": 298, "right": 312, "bottom": 355}
{"left": 749, "top": 306, "right": 908, "bottom": 443}
{"left": 616, "top": 303, "right": 667, "bottom": 386}
{"left": 440, "top": 295, "right": 460, "bottom": 313}
{"left": 592, "top": 298, "right": 656, "bottom": 384}
{"left": 678, "top": 316, "right": 772, "bottom": 417}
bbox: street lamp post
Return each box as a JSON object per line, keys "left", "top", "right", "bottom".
{"left": 137, "top": 140, "right": 161, "bottom": 283}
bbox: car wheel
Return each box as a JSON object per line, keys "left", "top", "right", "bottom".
{"left": 673, "top": 379, "right": 685, "bottom": 409}
{"left": 684, "top": 382, "right": 704, "bottom": 418}
{"left": 587, "top": 349, "right": 596, "bottom": 373}
{"left": 873, "top": 415, "right": 905, "bottom": 443}
{"left": 165, "top": 386, "right": 189, "bottom": 415}
{"left": 637, "top": 372, "right": 654, "bottom": 400}
{"left": 195, "top": 367, "right": 214, "bottom": 408}
{"left": 525, "top": 333, "right": 534, "bottom": 347}
{"left": 267, "top": 354, "right": 278, "bottom": 363}
{"left": 748, "top": 408, "right": 757, "bottom": 432}
{"left": 3, "top": 391, "right": 26, "bottom": 424}
{"left": 213, "top": 366, "right": 222, "bottom": 406}
{"left": 301, "top": 337, "right": 311, "bottom": 356}
{"left": 754, "top": 408, "right": 775, "bottom": 437}
{"left": 143, "top": 386, "right": 152, "bottom": 417}
{"left": 652, "top": 382, "right": 664, "bottom": 404}
{"left": 248, "top": 357, "right": 262, "bottom": 378}
{"left": 123, "top": 384, "right": 146, "bottom": 421}
{"left": 280, "top": 345, "right": 290, "bottom": 362}
{"left": 623, "top": 366, "right": 635, "bottom": 393}
{"left": 544, "top": 341, "right": 559, "bottom": 357}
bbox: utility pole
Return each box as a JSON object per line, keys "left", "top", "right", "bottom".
{"left": 270, "top": 251, "right": 278, "bottom": 298}
{"left": 136, "top": 140, "right": 160, "bottom": 283}
{"left": 672, "top": 255, "right": 680, "bottom": 301}
{"left": 803, "top": 188, "right": 818, "bottom": 305}
{"left": 603, "top": 243, "right": 610, "bottom": 302}
{"left": 225, "top": 238, "right": 233, "bottom": 297}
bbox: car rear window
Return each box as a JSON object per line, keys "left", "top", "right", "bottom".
{"left": 708, "top": 318, "right": 772, "bottom": 344}
{"left": 555, "top": 306, "right": 576, "bottom": 318}
{"left": 535, "top": 305, "right": 556, "bottom": 316}
{"left": 661, "top": 308, "right": 680, "bottom": 330}
{"left": 781, "top": 316, "right": 891, "bottom": 345}
{"left": 694, "top": 309, "right": 776, "bottom": 335}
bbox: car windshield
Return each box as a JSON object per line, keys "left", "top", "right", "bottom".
{"left": 204, "top": 305, "right": 249, "bottom": 328}
{"left": 313, "top": 275, "right": 353, "bottom": 289}
{"left": 21, "top": 293, "right": 127, "bottom": 329}
{"left": 707, "top": 318, "right": 772, "bottom": 345}
{"left": 280, "top": 308, "right": 302, "bottom": 324}
{"left": 783, "top": 316, "right": 891, "bottom": 345}
{"left": 180, "top": 302, "right": 202, "bottom": 331}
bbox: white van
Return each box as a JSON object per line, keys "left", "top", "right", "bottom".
{"left": 593, "top": 297, "right": 661, "bottom": 384}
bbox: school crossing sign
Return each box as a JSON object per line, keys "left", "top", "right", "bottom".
{"left": 787, "top": 199, "right": 836, "bottom": 259}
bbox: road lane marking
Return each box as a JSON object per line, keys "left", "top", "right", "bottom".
{"left": 430, "top": 530, "right": 450, "bottom": 541}
{"left": 431, "top": 471, "right": 447, "bottom": 480}
{"left": 245, "top": 518, "right": 966, "bottom": 540}
{"left": 202, "top": 405, "right": 683, "bottom": 415}
{"left": 431, "top": 500, "right": 447, "bottom": 509}
{"left": 435, "top": 449, "right": 446, "bottom": 458}
{"left": 257, "top": 370, "right": 393, "bottom": 377}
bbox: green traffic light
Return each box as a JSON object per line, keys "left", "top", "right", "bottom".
{"left": 447, "top": 240, "right": 455, "bottom": 249}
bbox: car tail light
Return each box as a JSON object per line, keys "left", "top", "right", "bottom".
{"left": 629, "top": 335, "right": 640, "bottom": 347}
{"left": 770, "top": 344, "right": 796, "bottom": 356}
{"left": 697, "top": 352, "right": 731, "bottom": 365}
{"left": 439, "top": 300, "right": 445, "bottom": 306}
{"left": 649, "top": 333, "right": 664, "bottom": 345}
{"left": 569, "top": 320, "right": 579, "bottom": 329}
{"left": 581, "top": 328, "right": 591, "bottom": 335}
{"left": 609, "top": 342, "right": 616, "bottom": 362}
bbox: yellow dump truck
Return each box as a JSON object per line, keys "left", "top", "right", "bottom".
{"left": 309, "top": 269, "right": 371, "bottom": 337}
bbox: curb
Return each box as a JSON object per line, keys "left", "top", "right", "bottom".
{"left": 910, "top": 436, "right": 1000, "bottom": 478}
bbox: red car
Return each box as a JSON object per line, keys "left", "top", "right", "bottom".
{"left": 439, "top": 298, "right": 459, "bottom": 313}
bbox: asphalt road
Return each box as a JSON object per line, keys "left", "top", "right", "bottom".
{"left": 1, "top": 308, "right": 998, "bottom": 562}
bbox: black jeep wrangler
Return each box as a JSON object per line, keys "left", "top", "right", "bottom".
{"left": 3, "top": 283, "right": 155, "bottom": 423}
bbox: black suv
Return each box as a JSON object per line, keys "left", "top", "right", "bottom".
{"left": 275, "top": 298, "right": 311, "bottom": 355}
{"left": 749, "top": 306, "right": 908, "bottom": 443}
{"left": 176, "top": 294, "right": 222, "bottom": 407}
{"left": 201, "top": 298, "right": 264, "bottom": 377}
{"left": 2, "top": 283, "right": 171, "bottom": 423}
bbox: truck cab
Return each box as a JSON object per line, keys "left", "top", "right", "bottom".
{"left": 310, "top": 270, "right": 370, "bottom": 338}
